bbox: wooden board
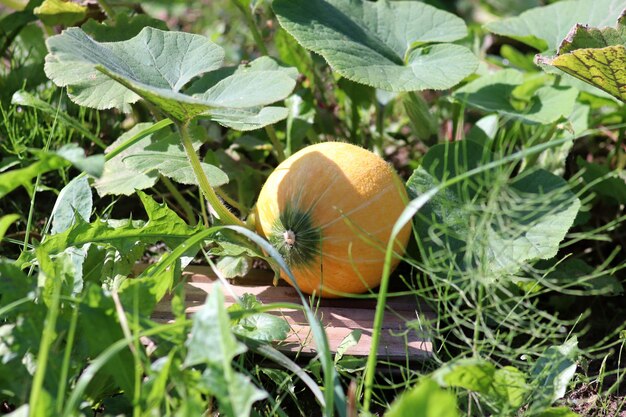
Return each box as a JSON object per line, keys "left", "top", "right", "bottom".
{"left": 152, "top": 265, "right": 434, "bottom": 361}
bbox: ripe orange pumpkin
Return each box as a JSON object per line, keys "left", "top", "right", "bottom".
{"left": 255, "top": 142, "right": 412, "bottom": 297}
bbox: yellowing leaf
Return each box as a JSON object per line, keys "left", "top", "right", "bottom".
{"left": 544, "top": 46, "right": 626, "bottom": 102}
{"left": 34, "top": 0, "right": 86, "bottom": 27}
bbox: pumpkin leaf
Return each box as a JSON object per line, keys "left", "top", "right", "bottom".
{"left": 45, "top": 27, "right": 296, "bottom": 124}
{"left": 95, "top": 124, "right": 227, "bottom": 196}
{"left": 535, "top": 13, "right": 626, "bottom": 102}
{"left": 406, "top": 140, "right": 580, "bottom": 278}
{"left": 273, "top": 0, "right": 478, "bottom": 91}
{"left": 452, "top": 69, "right": 578, "bottom": 124}
{"left": 34, "top": 0, "right": 87, "bottom": 27}
{"left": 485, "top": 0, "right": 626, "bottom": 52}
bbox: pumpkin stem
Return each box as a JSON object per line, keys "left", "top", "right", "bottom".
{"left": 283, "top": 230, "right": 296, "bottom": 247}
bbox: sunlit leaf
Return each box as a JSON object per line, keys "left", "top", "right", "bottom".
{"left": 34, "top": 0, "right": 86, "bottom": 27}
{"left": 485, "top": 0, "right": 626, "bottom": 52}
{"left": 45, "top": 27, "right": 295, "bottom": 124}
{"left": 536, "top": 13, "right": 626, "bottom": 102}
{"left": 274, "top": 0, "right": 478, "bottom": 91}
{"left": 231, "top": 294, "right": 290, "bottom": 342}
{"left": 386, "top": 378, "right": 459, "bottom": 417}
{"left": 23, "top": 191, "right": 198, "bottom": 261}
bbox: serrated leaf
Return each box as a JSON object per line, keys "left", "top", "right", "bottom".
{"left": 208, "top": 106, "right": 290, "bottom": 131}
{"left": 28, "top": 191, "right": 198, "bottom": 259}
{"left": 453, "top": 69, "right": 578, "bottom": 124}
{"left": 45, "top": 27, "right": 295, "bottom": 124}
{"left": 123, "top": 152, "right": 228, "bottom": 188}
{"left": 94, "top": 123, "right": 164, "bottom": 196}
{"left": 407, "top": 140, "right": 580, "bottom": 278}
{"left": 273, "top": 0, "right": 478, "bottom": 91}
{"left": 34, "top": 0, "right": 87, "bottom": 27}
{"left": 184, "top": 285, "right": 247, "bottom": 367}
{"left": 485, "top": 0, "right": 626, "bottom": 52}
{"left": 386, "top": 378, "right": 459, "bottom": 417}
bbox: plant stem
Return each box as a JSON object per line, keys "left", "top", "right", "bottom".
{"left": 362, "top": 238, "right": 395, "bottom": 412}
{"left": 160, "top": 175, "right": 197, "bottom": 225}
{"left": 97, "top": 0, "right": 116, "bottom": 20}
{"left": 265, "top": 125, "right": 286, "bottom": 162}
{"left": 29, "top": 256, "right": 63, "bottom": 417}
{"left": 176, "top": 121, "right": 244, "bottom": 227}
{"left": 236, "top": 2, "right": 269, "bottom": 56}
{"left": 56, "top": 298, "right": 80, "bottom": 413}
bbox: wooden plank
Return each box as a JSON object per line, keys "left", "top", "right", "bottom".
{"left": 151, "top": 265, "right": 434, "bottom": 360}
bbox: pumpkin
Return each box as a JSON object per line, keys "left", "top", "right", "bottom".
{"left": 254, "top": 142, "right": 412, "bottom": 297}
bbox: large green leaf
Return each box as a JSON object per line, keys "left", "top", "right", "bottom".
{"left": 45, "top": 27, "right": 296, "bottom": 124}
{"left": 406, "top": 140, "right": 580, "bottom": 278}
{"left": 452, "top": 69, "right": 578, "bottom": 124}
{"left": 273, "top": 0, "right": 478, "bottom": 91}
{"left": 45, "top": 27, "right": 223, "bottom": 113}
{"left": 485, "top": 0, "right": 626, "bottom": 52}
{"left": 536, "top": 13, "right": 626, "bottom": 102}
